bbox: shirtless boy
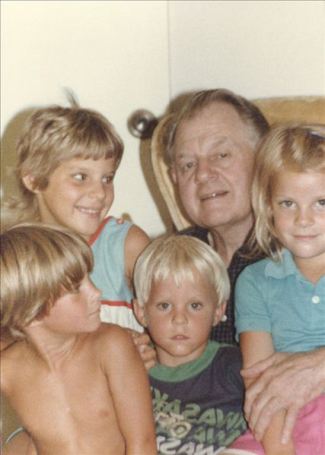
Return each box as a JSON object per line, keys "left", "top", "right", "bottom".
{"left": 0, "top": 223, "right": 157, "bottom": 455}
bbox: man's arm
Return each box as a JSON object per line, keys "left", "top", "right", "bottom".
{"left": 241, "top": 348, "right": 325, "bottom": 443}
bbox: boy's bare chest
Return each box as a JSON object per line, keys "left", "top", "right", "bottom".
{"left": 8, "top": 352, "right": 117, "bottom": 444}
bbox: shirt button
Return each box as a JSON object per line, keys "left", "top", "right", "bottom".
{"left": 311, "top": 295, "right": 320, "bottom": 304}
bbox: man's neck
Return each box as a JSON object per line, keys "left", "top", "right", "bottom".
{"left": 210, "top": 215, "right": 253, "bottom": 266}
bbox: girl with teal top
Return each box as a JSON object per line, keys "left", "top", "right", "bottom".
{"left": 233, "top": 124, "right": 325, "bottom": 455}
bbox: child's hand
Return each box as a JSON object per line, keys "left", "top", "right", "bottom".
{"left": 129, "top": 330, "right": 157, "bottom": 370}
{"left": 115, "top": 216, "right": 125, "bottom": 224}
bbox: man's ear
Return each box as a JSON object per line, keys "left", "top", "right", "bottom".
{"left": 133, "top": 299, "right": 147, "bottom": 328}
{"left": 22, "top": 174, "right": 39, "bottom": 193}
{"left": 212, "top": 302, "right": 227, "bottom": 327}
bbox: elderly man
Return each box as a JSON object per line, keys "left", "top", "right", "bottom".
{"left": 165, "top": 89, "right": 325, "bottom": 443}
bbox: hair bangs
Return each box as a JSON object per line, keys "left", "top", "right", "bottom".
{"left": 252, "top": 123, "right": 325, "bottom": 259}
{"left": 134, "top": 235, "right": 230, "bottom": 308}
{"left": 1, "top": 223, "right": 93, "bottom": 339}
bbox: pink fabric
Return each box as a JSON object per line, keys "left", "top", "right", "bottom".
{"left": 230, "top": 395, "right": 325, "bottom": 454}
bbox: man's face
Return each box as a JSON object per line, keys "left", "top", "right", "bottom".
{"left": 171, "top": 103, "right": 256, "bottom": 233}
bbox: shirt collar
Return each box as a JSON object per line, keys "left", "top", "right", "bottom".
{"left": 265, "top": 249, "right": 298, "bottom": 278}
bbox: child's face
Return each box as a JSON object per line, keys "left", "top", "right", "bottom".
{"left": 271, "top": 169, "right": 325, "bottom": 271}
{"left": 40, "top": 275, "right": 102, "bottom": 334}
{"left": 137, "top": 273, "right": 225, "bottom": 367}
{"left": 26, "top": 157, "right": 117, "bottom": 240}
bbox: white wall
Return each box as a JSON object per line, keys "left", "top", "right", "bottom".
{"left": 1, "top": 1, "right": 325, "bottom": 237}
{"left": 1, "top": 1, "right": 170, "bottom": 236}
{"left": 169, "top": 0, "right": 325, "bottom": 99}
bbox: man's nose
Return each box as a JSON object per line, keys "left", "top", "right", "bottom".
{"left": 195, "top": 158, "right": 217, "bottom": 183}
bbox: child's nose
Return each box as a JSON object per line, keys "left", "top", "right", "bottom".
{"left": 172, "top": 308, "right": 187, "bottom": 325}
{"left": 89, "top": 181, "right": 106, "bottom": 200}
{"left": 295, "top": 207, "right": 314, "bottom": 227}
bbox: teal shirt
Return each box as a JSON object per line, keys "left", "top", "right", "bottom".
{"left": 235, "top": 249, "right": 325, "bottom": 352}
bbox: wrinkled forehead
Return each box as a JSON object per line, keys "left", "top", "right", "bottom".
{"left": 173, "top": 103, "right": 258, "bottom": 157}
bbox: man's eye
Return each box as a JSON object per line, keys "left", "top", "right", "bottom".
{"left": 180, "top": 161, "right": 195, "bottom": 172}
{"left": 217, "top": 151, "right": 229, "bottom": 159}
{"left": 209, "top": 150, "right": 231, "bottom": 167}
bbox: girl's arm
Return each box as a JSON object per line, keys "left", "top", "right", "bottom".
{"left": 125, "top": 225, "right": 157, "bottom": 369}
{"left": 124, "top": 224, "right": 150, "bottom": 287}
{"left": 240, "top": 331, "right": 295, "bottom": 455}
{"left": 102, "top": 325, "right": 157, "bottom": 455}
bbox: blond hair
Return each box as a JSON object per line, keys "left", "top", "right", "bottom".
{"left": 252, "top": 123, "right": 325, "bottom": 259}
{"left": 1, "top": 223, "right": 93, "bottom": 340}
{"left": 164, "top": 88, "right": 269, "bottom": 166}
{"left": 3, "top": 103, "right": 123, "bottom": 229}
{"left": 134, "top": 235, "right": 230, "bottom": 308}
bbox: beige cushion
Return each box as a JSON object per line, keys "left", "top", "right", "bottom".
{"left": 151, "top": 96, "right": 325, "bottom": 231}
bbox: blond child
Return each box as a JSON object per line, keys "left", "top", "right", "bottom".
{"left": 232, "top": 124, "right": 325, "bottom": 454}
{"left": 132, "top": 235, "right": 256, "bottom": 455}
{"left": 2, "top": 101, "right": 149, "bottom": 332}
{"left": 1, "top": 101, "right": 156, "bottom": 451}
{"left": 0, "top": 223, "right": 157, "bottom": 455}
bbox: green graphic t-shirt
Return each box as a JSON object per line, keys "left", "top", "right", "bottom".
{"left": 149, "top": 341, "right": 247, "bottom": 455}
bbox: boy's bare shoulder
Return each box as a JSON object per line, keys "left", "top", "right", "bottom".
{"left": 1, "top": 339, "right": 25, "bottom": 359}
{"left": 90, "top": 323, "right": 136, "bottom": 361}
{"left": 91, "top": 323, "right": 132, "bottom": 346}
{"left": 0, "top": 341, "right": 26, "bottom": 389}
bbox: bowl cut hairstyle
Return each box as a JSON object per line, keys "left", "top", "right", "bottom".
{"left": 1, "top": 223, "right": 94, "bottom": 340}
{"left": 134, "top": 235, "right": 230, "bottom": 308}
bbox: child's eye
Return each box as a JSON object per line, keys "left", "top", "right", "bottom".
{"left": 70, "top": 283, "right": 81, "bottom": 294}
{"left": 190, "top": 302, "right": 203, "bottom": 311}
{"left": 316, "top": 199, "right": 325, "bottom": 208}
{"left": 73, "top": 173, "right": 87, "bottom": 182}
{"left": 279, "top": 200, "right": 294, "bottom": 208}
{"left": 157, "top": 302, "right": 170, "bottom": 311}
{"left": 102, "top": 175, "right": 114, "bottom": 184}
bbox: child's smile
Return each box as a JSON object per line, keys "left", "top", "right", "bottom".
{"left": 34, "top": 157, "right": 117, "bottom": 240}
{"left": 271, "top": 170, "right": 325, "bottom": 279}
